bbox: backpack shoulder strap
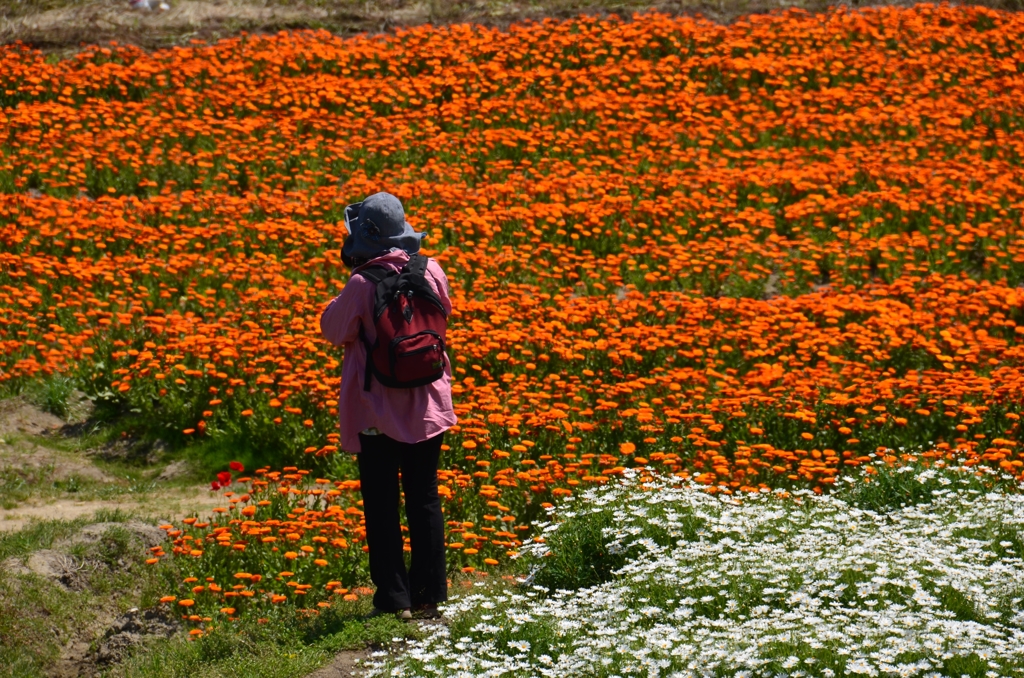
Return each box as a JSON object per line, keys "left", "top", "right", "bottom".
{"left": 355, "top": 265, "right": 388, "bottom": 284}
{"left": 403, "top": 253, "right": 429, "bottom": 279}
{"left": 399, "top": 254, "right": 447, "bottom": 316}
{"left": 355, "top": 265, "right": 400, "bottom": 318}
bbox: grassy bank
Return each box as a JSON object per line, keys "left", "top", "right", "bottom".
{"left": 0, "top": 507, "right": 418, "bottom": 678}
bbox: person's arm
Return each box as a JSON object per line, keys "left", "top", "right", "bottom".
{"left": 320, "top": 275, "right": 371, "bottom": 346}
{"left": 426, "top": 259, "right": 453, "bottom": 315}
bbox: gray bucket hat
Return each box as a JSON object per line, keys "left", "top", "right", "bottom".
{"left": 341, "top": 192, "right": 425, "bottom": 261}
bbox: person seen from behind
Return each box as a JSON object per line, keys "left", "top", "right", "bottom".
{"left": 320, "top": 192, "right": 456, "bottom": 620}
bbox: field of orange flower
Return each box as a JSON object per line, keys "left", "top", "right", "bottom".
{"left": 2, "top": 3, "right": 1024, "bottom": 619}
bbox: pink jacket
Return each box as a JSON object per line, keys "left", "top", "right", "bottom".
{"left": 320, "top": 249, "right": 457, "bottom": 453}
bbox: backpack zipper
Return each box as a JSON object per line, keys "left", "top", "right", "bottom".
{"left": 389, "top": 330, "right": 443, "bottom": 350}
{"left": 398, "top": 344, "right": 439, "bottom": 357}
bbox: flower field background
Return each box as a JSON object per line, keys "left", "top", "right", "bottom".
{"left": 2, "top": 2, "right": 1024, "bottom": 623}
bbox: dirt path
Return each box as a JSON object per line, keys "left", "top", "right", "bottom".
{"left": 0, "top": 487, "right": 226, "bottom": 532}
{"left": 304, "top": 616, "right": 447, "bottom": 678}
{"left": 306, "top": 648, "right": 373, "bottom": 678}
{"left": 3, "top": 0, "right": 993, "bottom": 54}
{"left": 2, "top": 0, "right": 335, "bottom": 52}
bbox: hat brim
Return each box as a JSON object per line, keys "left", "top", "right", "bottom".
{"left": 342, "top": 218, "right": 426, "bottom": 261}
{"left": 343, "top": 201, "right": 363, "bottom": 235}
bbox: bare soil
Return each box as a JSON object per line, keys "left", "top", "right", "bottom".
{"left": 4, "top": 0, "right": 1021, "bottom": 54}
{"left": 0, "top": 395, "right": 66, "bottom": 437}
{"left": 306, "top": 648, "right": 373, "bottom": 678}
{"left": 0, "top": 437, "right": 113, "bottom": 484}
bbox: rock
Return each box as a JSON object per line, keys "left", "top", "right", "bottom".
{"left": 64, "top": 390, "right": 96, "bottom": 425}
{"left": 762, "top": 271, "right": 782, "bottom": 300}
{"left": 156, "top": 459, "right": 189, "bottom": 482}
{"left": 87, "top": 437, "right": 153, "bottom": 464}
{"left": 146, "top": 439, "right": 172, "bottom": 465}
{"left": 93, "top": 607, "right": 180, "bottom": 665}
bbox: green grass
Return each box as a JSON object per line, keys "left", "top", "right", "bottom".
{"left": 39, "top": 375, "right": 75, "bottom": 420}
{"left": 527, "top": 501, "right": 683, "bottom": 592}
{"left": 0, "top": 463, "right": 54, "bottom": 510}
{"left": 835, "top": 457, "right": 1017, "bottom": 513}
{"left": 119, "top": 598, "right": 420, "bottom": 678}
{"left": 0, "top": 509, "right": 137, "bottom": 560}
{"left": 0, "top": 571, "right": 82, "bottom": 677}
{"left": 17, "top": 373, "right": 87, "bottom": 423}
{"left": 39, "top": 394, "right": 330, "bottom": 479}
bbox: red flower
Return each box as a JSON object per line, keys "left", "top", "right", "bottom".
{"left": 210, "top": 481, "right": 221, "bottom": 490}
{"left": 217, "top": 471, "right": 232, "bottom": 485}
{"left": 229, "top": 461, "right": 245, "bottom": 472}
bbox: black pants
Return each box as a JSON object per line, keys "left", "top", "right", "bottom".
{"left": 357, "top": 431, "right": 447, "bottom": 612}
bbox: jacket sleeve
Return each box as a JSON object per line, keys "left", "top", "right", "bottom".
{"left": 320, "top": 276, "right": 371, "bottom": 347}
{"left": 426, "top": 259, "right": 453, "bottom": 315}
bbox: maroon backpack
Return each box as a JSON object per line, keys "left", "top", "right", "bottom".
{"left": 356, "top": 254, "right": 448, "bottom": 391}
